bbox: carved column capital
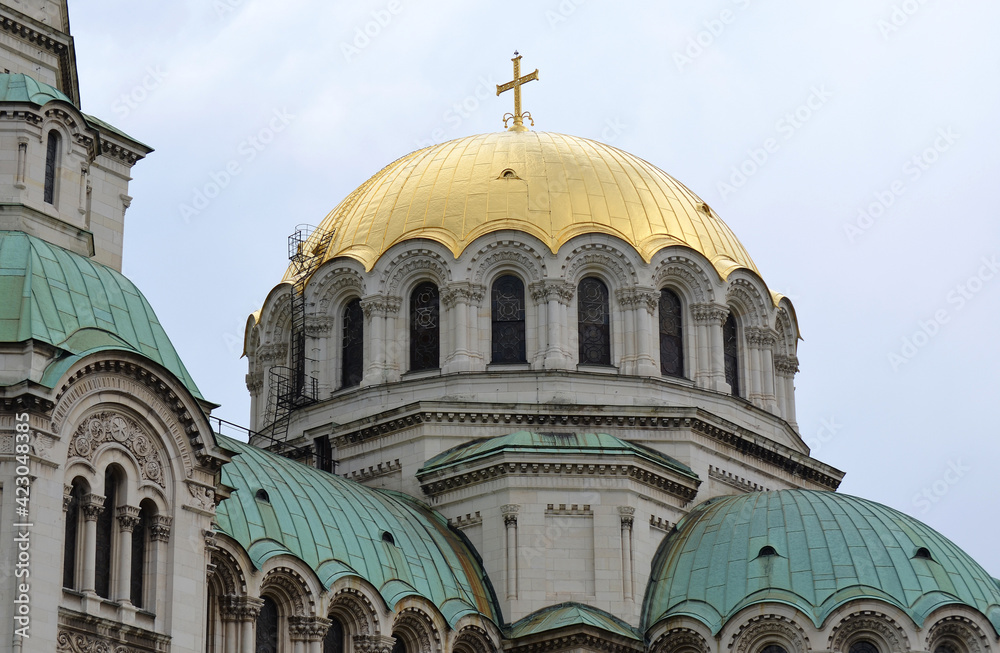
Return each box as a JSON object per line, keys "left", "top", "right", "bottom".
{"left": 289, "top": 615, "right": 332, "bottom": 642}
{"left": 441, "top": 282, "right": 487, "bottom": 307}
{"left": 116, "top": 505, "right": 142, "bottom": 532}
{"left": 529, "top": 279, "right": 575, "bottom": 305}
{"left": 63, "top": 484, "right": 74, "bottom": 511}
{"left": 237, "top": 596, "right": 265, "bottom": 621}
{"left": 617, "top": 505, "right": 635, "bottom": 529}
{"left": 150, "top": 514, "right": 173, "bottom": 542}
{"left": 360, "top": 294, "right": 401, "bottom": 318}
{"left": 501, "top": 504, "right": 519, "bottom": 527}
{"left": 774, "top": 354, "right": 800, "bottom": 377}
{"left": 81, "top": 493, "right": 106, "bottom": 521}
{"left": 691, "top": 302, "right": 729, "bottom": 325}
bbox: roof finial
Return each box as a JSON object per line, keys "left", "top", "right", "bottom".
{"left": 496, "top": 51, "right": 538, "bottom": 132}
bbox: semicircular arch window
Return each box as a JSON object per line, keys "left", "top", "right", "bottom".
{"left": 341, "top": 298, "right": 364, "bottom": 388}
{"left": 256, "top": 596, "right": 279, "bottom": 653}
{"left": 759, "top": 645, "right": 788, "bottom": 653}
{"left": 659, "top": 288, "right": 684, "bottom": 377}
{"left": 849, "top": 641, "right": 880, "bottom": 653}
{"left": 723, "top": 311, "right": 740, "bottom": 397}
{"left": 409, "top": 282, "right": 440, "bottom": 371}
{"left": 491, "top": 275, "right": 526, "bottom": 363}
{"left": 578, "top": 277, "right": 611, "bottom": 365}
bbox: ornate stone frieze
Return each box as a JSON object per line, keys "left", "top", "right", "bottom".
{"left": 70, "top": 412, "right": 167, "bottom": 488}
{"left": 186, "top": 481, "right": 216, "bottom": 514}
{"left": 709, "top": 466, "right": 770, "bottom": 493}
{"left": 729, "top": 614, "right": 809, "bottom": 653}
{"left": 650, "top": 626, "right": 710, "bottom": 653}
{"left": 926, "top": 615, "right": 988, "bottom": 653}
{"left": 352, "top": 635, "right": 397, "bottom": 653}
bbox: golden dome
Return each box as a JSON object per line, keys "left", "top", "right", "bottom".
{"left": 294, "top": 131, "right": 761, "bottom": 280}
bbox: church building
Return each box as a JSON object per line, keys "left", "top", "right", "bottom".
{"left": 2, "top": 3, "right": 999, "bottom": 653}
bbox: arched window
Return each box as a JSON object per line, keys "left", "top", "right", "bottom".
{"left": 44, "top": 130, "right": 60, "bottom": 205}
{"left": 723, "top": 312, "right": 740, "bottom": 397}
{"left": 409, "top": 282, "right": 440, "bottom": 371}
{"left": 256, "top": 596, "right": 280, "bottom": 653}
{"left": 849, "top": 642, "right": 880, "bottom": 653}
{"left": 659, "top": 288, "right": 684, "bottom": 377}
{"left": 131, "top": 501, "right": 154, "bottom": 608}
{"left": 391, "top": 636, "right": 408, "bottom": 653}
{"left": 322, "top": 617, "right": 345, "bottom": 653}
{"left": 63, "top": 479, "right": 86, "bottom": 589}
{"left": 578, "top": 277, "right": 610, "bottom": 365}
{"left": 341, "top": 298, "right": 364, "bottom": 388}
{"left": 760, "top": 646, "right": 788, "bottom": 653}
{"left": 491, "top": 275, "right": 526, "bottom": 363}
{"left": 95, "top": 467, "right": 120, "bottom": 599}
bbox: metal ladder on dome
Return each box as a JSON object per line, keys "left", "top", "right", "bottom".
{"left": 263, "top": 224, "right": 334, "bottom": 458}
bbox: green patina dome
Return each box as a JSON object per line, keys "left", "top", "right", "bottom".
{"left": 0, "top": 72, "right": 72, "bottom": 105}
{"left": 0, "top": 231, "right": 202, "bottom": 397}
{"left": 214, "top": 435, "right": 501, "bottom": 628}
{"left": 642, "top": 489, "right": 1000, "bottom": 635}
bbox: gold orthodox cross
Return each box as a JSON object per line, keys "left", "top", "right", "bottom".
{"left": 496, "top": 51, "right": 538, "bottom": 132}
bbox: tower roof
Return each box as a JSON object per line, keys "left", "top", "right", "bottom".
{"left": 288, "top": 130, "right": 762, "bottom": 284}
{"left": 642, "top": 489, "right": 1000, "bottom": 635}
{"left": 0, "top": 231, "right": 201, "bottom": 397}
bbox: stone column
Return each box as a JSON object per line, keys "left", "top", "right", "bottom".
{"left": 353, "top": 635, "right": 397, "bottom": 653}
{"left": 360, "top": 295, "right": 400, "bottom": 386}
{"left": 746, "top": 327, "right": 764, "bottom": 407}
{"left": 464, "top": 283, "right": 487, "bottom": 369}
{"left": 80, "top": 493, "right": 105, "bottom": 596}
{"left": 530, "top": 280, "right": 574, "bottom": 370}
{"left": 775, "top": 355, "right": 800, "bottom": 431}
{"left": 441, "top": 283, "right": 486, "bottom": 373}
{"left": 305, "top": 316, "right": 334, "bottom": 396}
{"left": 150, "top": 515, "right": 172, "bottom": 617}
{"left": 220, "top": 596, "right": 241, "bottom": 653}
{"left": 501, "top": 504, "right": 520, "bottom": 600}
{"left": 15, "top": 137, "right": 27, "bottom": 189}
{"left": 633, "top": 288, "right": 659, "bottom": 376}
{"left": 693, "top": 304, "right": 729, "bottom": 392}
{"left": 238, "top": 597, "right": 265, "bottom": 653}
{"left": 290, "top": 616, "right": 330, "bottom": 653}
{"left": 115, "top": 505, "right": 141, "bottom": 604}
{"left": 759, "top": 329, "right": 778, "bottom": 412}
{"left": 618, "top": 506, "right": 635, "bottom": 601}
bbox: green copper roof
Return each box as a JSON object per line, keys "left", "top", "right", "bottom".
{"left": 0, "top": 73, "right": 72, "bottom": 105}
{"left": 420, "top": 431, "right": 697, "bottom": 479}
{"left": 0, "top": 231, "right": 202, "bottom": 398}
{"left": 506, "top": 603, "right": 640, "bottom": 641}
{"left": 642, "top": 490, "right": 1000, "bottom": 635}
{"left": 214, "top": 435, "right": 501, "bottom": 628}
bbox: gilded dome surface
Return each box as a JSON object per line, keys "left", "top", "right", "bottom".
{"left": 295, "top": 131, "right": 760, "bottom": 279}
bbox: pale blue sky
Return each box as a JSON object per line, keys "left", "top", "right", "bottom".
{"left": 69, "top": 1, "right": 999, "bottom": 570}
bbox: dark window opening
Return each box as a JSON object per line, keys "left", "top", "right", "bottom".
{"left": 382, "top": 531, "right": 395, "bottom": 546}
{"left": 315, "top": 436, "right": 333, "bottom": 473}
{"left": 255, "top": 489, "right": 270, "bottom": 503}
{"left": 659, "top": 288, "right": 684, "bottom": 377}
{"left": 44, "top": 130, "right": 59, "bottom": 205}
{"left": 915, "top": 547, "right": 933, "bottom": 560}
{"left": 849, "top": 641, "right": 880, "bottom": 653}
{"left": 758, "top": 545, "right": 778, "bottom": 557}
{"left": 323, "top": 617, "right": 345, "bottom": 653}
{"left": 95, "top": 468, "right": 118, "bottom": 599}
{"left": 578, "top": 277, "right": 611, "bottom": 365}
{"left": 491, "top": 275, "right": 526, "bottom": 363}
{"left": 723, "top": 312, "right": 740, "bottom": 397}
{"left": 342, "top": 298, "right": 364, "bottom": 387}
{"left": 63, "top": 480, "right": 85, "bottom": 589}
{"left": 131, "top": 503, "right": 151, "bottom": 608}
{"left": 760, "top": 646, "right": 788, "bottom": 653}
{"left": 409, "top": 282, "right": 440, "bottom": 371}
{"left": 256, "top": 596, "right": 279, "bottom": 653}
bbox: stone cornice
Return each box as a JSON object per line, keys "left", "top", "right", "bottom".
{"left": 418, "top": 452, "right": 700, "bottom": 502}
{"left": 327, "top": 402, "right": 842, "bottom": 490}
{"left": 505, "top": 629, "right": 644, "bottom": 653}
{"left": 0, "top": 7, "right": 79, "bottom": 106}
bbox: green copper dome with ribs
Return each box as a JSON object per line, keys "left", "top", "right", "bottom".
{"left": 214, "top": 435, "right": 501, "bottom": 628}
{"left": 0, "top": 72, "right": 72, "bottom": 105}
{"left": 642, "top": 490, "right": 1000, "bottom": 635}
{"left": 0, "top": 231, "right": 202, "bottom": 397}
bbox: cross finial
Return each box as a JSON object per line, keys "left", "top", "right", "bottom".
{"left": 496, "top": 51, "right": 538, "bottom": 132}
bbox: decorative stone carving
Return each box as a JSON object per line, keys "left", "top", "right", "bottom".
{"left": 774, "top": 355, "right": 800, "bottom": 377}
{"left": 353, "top": 635, "right": 397, "bottom": 653}
{"left": 562, "top": 243, "right": 637, "bottom": 286}
{"left": 616, "top": 287, "right": 659, "bottom": 314}
{"left": 729, "top": 614, "right": 809, "bottom": 653}
{"left": 360, "top": 294, "right": 401, "bottom": 318}
{"left": 70, "top": 412, "right": 166, "bottom": 488}
{"left": 81, "top": 493, "right": 106, "bottom": 521}
{"left": 926, "top": 615, "right": 988, "bottom": 653}
{"left": 501, "top": 503, "right": 520, "bottom": 526}
{"left": 115, "top": 505, "right": 141, "bottom": 532}
{"left": 617, "top": 505, "right": 635, "bottom": 528}
{"left": 529, "top": 279, "right": 575, "bottom": 305}
{"left": 304, "top": 315, "right": 335, "bottom": 337}
{"left": 330, "top": 587, "right": 378, "bottom": 636}
{"left": 828, "top": 611, "right": 909, "bottom": 653}
{"left": 289, "top": 615, "right": 332, "bottom": 642}
{"left": 186, "top": 481, "right": 216, "bottom": 513}
{"left": 440, "top": 282, "right": 486, "bottom": 307}
{"left": 57, "top": 630, "right": 143, "bottom": 653}
{"left": 651, "top": 626, "right": 711, "bottom": 653}
{"left": 150, "top": 515, "right": 172, "bottom": 542}
{"left": 691, "top": 302, "right": 729, "bottom": 325}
